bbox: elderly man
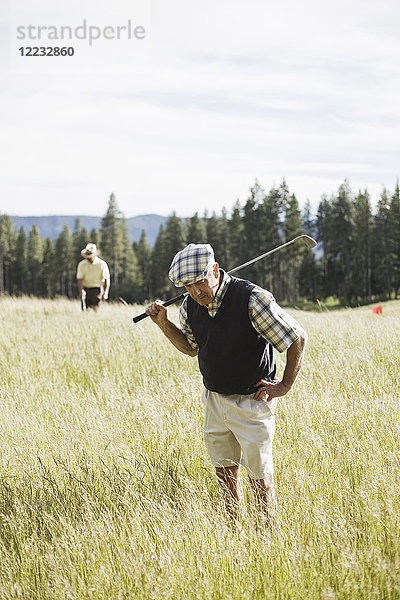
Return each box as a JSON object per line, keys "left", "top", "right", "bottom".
{"left": 146, "top": 243, "right": 307, "bottom": 523}
{"left": 77, "top": 243, "right": 111, "bottom": 310}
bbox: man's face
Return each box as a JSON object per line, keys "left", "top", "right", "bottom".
{"left": 87, "top": 256, "right": 96, "bottom": 263}
{"left": 185, "top": 263, "right": 220, "bottom": 306}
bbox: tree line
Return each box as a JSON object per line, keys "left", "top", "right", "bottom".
{"left": 1, "top": 180, "right": 400, "bottom": 306}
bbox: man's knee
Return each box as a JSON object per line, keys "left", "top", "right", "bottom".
{"left": 216, "top": 465, "right": 241, "bottom": 504}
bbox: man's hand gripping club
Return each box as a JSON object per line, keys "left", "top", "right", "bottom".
{"left": 145, "top": 301, "right": 198, "bottom": 357}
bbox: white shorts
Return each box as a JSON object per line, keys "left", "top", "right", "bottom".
{"left": 201, "top": 387, "right": 277, "bottom": 480}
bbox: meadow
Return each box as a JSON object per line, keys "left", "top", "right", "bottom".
{"left": 0, "top": 297, "right": 399, "bottom": 600}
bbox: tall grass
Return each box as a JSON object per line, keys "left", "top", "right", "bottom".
{"left": 0, "top": 297, "right": 399, "bottom": 599}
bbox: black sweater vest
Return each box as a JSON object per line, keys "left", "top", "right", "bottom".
{"left": 187, "top": 277, "right": 276, "bottom": 395}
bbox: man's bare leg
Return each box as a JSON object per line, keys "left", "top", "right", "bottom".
{"left": 215, "top": 465, "right": 240, "bottom": 519}
{"left": 249, "top": 474, "right": 276, "bottom": 528}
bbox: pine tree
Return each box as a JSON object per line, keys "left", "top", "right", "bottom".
{"left": 206, "top": 210, "right": 229, "bottom": 267}
{"left": 257, "top": 183, "right": 284, "bottom": 295}
{"left": 218, "top": 208, "right": 230, "bottom": 267}
{"left": 101, "top": 193, "right": 130, "bottom": 299}
{"left": 242, "top": 180, "right": 266, "bottom": 283}
{"left": 186, "top": 213, "right": 207, "bottom": 244}
{"left": 316, "top": 194, "right": 333, "bottom": 298}
{"left": 41, "top": 238, "right": 55, "bottom": 297}
{"left": 72, "top": 218, "right": 90, "bottom": 264}
{"left": 0, "top": 215, "right": 16, "bottom": 295}
{"left": 302, "top": 199, "right": 316, "bottom": 237}
{"left": 283, "top": 192, "right": 304, "bottom": 303}
{"left": 119, "top": 244, "right": 142, "bottom": 303}
{"left": 134, "top": 229, "right": 152, "bottom": 301}
{"left": 228, "top": 200, "right": 244, "bottom": 271}
{"left": 353, "top": 190, "right": 373, "bottom": 302}
{"left": 89, "top": 228, "right": 101, "bottom": 248}
{"left": 330, "top": 181, "right": 355, "bottom": 304}
{"left": 27, "top": 225, "right": 44, "bottom": 296}
{"left": 150, "top": 225, "right": 170, "bottom": 298}
{"left": 54, "top": 225, "right": 73, "bottom": 297}
{"left": 389, "top": 182, "right": 400, "bottom": 297}
{"left": 299, "top": 202, "right": 320, "bottom": 301}
{"left": 373, "top": 188, "right": 392, "bottom": 299}
{"left": 14, "top": 227, "right": 28, "bottom": 295}
{"left": 299, "top": 250, "right": 320, "bottom": 302}
{"left": 164, "top": 213, "right": 186, "bottom": 258}
{"left": 159, "top": 213, "right": 186, "bottom": 296}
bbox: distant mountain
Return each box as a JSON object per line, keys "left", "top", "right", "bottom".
{"left": 9, "top": 214, "right": 168, "bottom": 246}
{"left": 126, "top": 214, "right": 169, "bottom": 246}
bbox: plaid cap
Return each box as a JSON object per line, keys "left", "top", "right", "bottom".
{"left": 169, "top": 243, "right": 215, "bottom": 287}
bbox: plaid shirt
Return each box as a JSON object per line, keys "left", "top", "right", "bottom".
{"left": 179, "top": 271, "right": 304, "bottom": 352}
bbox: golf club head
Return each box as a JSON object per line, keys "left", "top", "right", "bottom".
{"left": 302, "top": 235, "right": 317, "bottom": 248}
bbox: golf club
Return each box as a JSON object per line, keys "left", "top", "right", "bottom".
{"left": 132, "top": 234, "right": 317, "bottom": 324}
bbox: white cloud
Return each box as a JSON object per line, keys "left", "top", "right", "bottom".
{"left": 0, "top": 0, "right": 399, "bottom": 218}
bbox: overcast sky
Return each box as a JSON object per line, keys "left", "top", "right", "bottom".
{"left": 1, "top": 0, "right": 399, "bottom": 218}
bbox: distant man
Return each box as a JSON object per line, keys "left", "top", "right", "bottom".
{"left": 77, "top": 243, "right": 110, "bottom": 310}
{"left": 145, "top": 243, "right": 307, "bottom": 525}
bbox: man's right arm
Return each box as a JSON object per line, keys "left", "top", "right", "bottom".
{"left": 145, "top": 300, "right": 198, "bottom": 357}
{"left": 77, "top": 261, "right": 85, "bottom": 297}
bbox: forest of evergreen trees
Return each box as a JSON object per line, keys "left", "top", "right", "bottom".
{"left": 1, "top": 178, "right": 400, "bottom": 307}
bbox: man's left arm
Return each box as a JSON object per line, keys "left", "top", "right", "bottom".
{"left": 249, "top": 288, "right": 307, "bottom": 403}
{"left": 102, "top": 277, "right": 110, "bottom": 300}
{"left": 102, "top": 262, "right": 111, "bottom": 300}
{"left": 254, "top": 332, "right": 307, "bottom": 401}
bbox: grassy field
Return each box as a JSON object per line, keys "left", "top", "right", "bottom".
{"left": 0, "top": 297, "right": 399, "bottom": 599}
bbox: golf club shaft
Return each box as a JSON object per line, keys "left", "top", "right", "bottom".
{"left": 227, "top": 235, "right": 316, "bottom": 275}
{"left": 132, "top": 234, "right": 316, "bottom": 323}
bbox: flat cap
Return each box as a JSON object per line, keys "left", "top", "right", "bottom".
{"left": 168, "top": 243, "right": 215, "bottom": 287}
